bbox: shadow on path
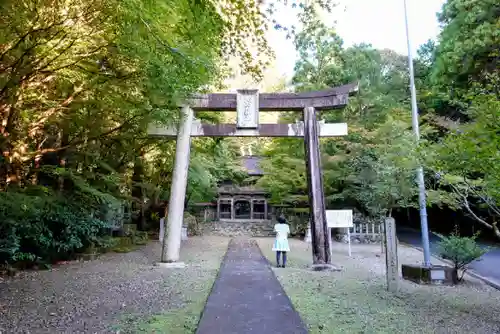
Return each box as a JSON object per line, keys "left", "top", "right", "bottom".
{"left": 196, "top": 238, "right": 307, "bottom": 334}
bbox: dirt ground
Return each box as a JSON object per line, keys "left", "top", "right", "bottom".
{"left": 257, "top": 238, "right": 500, "bottom": 334}
{"left": 0, "top": 236, "right": 228, "bottom": 334}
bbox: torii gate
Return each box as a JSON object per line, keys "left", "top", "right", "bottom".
{"left": 148, "top": 83, "right": 358, "bottom": 268}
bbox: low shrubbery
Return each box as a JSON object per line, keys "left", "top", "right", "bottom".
{"left": 436, "top": 230, "right": 488, "bottom": 281}
{"left": 0, "top": 186, "right": 126, "bottom": 267}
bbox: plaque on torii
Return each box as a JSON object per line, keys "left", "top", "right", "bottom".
{"left": 236, "top": 89, "right": 259, "bottom": 129}
{"left": 149, "top": 83, "right": 358, "bottom": 269}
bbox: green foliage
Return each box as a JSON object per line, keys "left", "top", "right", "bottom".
{"left": 260, "top": 9, "right": 422, "bottom": 216}
{"left": 257, "top": 145, "right": 307, "bottom": 206}
{"left": 436, "top": 230, "right": 487, "bottom": 281}
{"left": 428, "top": 95, "right": 500, "bottom": 238}
{"left": 0, "top": 188, "right": 111, "bottom": 264}
{"left": 0, "top": 0, "right": 252, "bottom": 264}
{"left": 434, "top": 96, "right": 500, "bottom": 200}
{"left": 108, "top": 231, "right": 149, "bottom": 253}
{"left": 345, "top": 117, "right": 420, "bottom": 217}
{"left": 292, "top": 8, "right": 345, "bottom": 91}
{"left": 186, "top": 138, "right": 246, "bottom": 206}
{"left": 261, "top": 1, "right": 500, "bottom": 242}
{"left": 432, "top": 0, "right": 499, "bottom": 96}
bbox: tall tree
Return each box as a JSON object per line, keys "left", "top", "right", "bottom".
{"left": 432, "top": 0, "right": 500, "bottom": 98}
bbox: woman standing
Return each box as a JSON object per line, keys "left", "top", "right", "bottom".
{"left": 272, "top": 216, "right": 290, "bottom": 268}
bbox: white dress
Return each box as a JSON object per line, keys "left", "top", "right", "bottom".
{"left": 272, "top": 223, "right": 290, "bottom": 252}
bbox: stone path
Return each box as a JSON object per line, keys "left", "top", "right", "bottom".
{"left": 196, "top": 238, "right": 307, "bottom": 334}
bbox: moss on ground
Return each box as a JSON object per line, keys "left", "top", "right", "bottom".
{"left": 120, "top": 236, "right": 228, "bottom": 334}
{"left": 257, "top": 238, "right": 500, "bottom": 334}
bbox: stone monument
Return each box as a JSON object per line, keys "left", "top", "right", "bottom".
{"left": 384, "top": 217, "right": 399, "bottom": 292}
{"left": 159, "top": 218, "right": 165, "bottom": 242}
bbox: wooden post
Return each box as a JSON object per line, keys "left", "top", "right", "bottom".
{"left": 303, "top": 107, "right": 331, "bottom": 265}
{"left": 230, "top": 198, "right": 234, "bottom": 220}
{"left": 250, "top": 199, "right": 254, "bottom": 220}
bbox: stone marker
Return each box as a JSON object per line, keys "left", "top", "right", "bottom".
{"left": 402, "top": 264, "right": 457, "bottom": 285}
{"left": 384, "top": 217, "right": 399, "bottom": 292}
{"left": 304, "top": 223, "right": 312, "bottom": 243}
{"left": 159, "top": 218, "right": 165, "bottom": 242}
{"left": 181, "top": 226, "right": 188, "bottom": 241}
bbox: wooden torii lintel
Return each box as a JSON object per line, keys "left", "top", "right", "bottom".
{"left": 182, "top": 83, "right": 358, "bottom": 111}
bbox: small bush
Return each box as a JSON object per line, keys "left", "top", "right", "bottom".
{"left": 436, "top": 230, "right": 487, "bottom": 281}
{"left": 131, "top": 231, "right": 149, "bottom": 245}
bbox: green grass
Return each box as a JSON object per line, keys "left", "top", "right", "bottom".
{"left": 131, "top": 277, "right": 215, "bottom": 333}
{"left": 257, "top": 238, "right": 500, "bottom": 334}
{"left": 103, "top": 234, "right": 150, "bottom": 253}
{"left": 122, "top": 237, "right": 228, "bottom": 334}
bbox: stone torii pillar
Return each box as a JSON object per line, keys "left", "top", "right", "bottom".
{"left": 160, "top": 106, "right": 193, "bottom": 265}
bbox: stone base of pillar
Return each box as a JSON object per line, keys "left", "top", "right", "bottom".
{"left": 310, "top": 264, "right": 341, "bottom": 272}
{"left": 156, "top": 262, "right": 186, "bottom": 269}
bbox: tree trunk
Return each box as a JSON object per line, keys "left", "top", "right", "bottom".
{"left": 132, "top": 153, "right": 146, "bottom": 231}
{"left": 462, "top": 197, "right": 500, "bottom": 240}
{"left": 58, "top": 129, "right": 70, "bottom": 191}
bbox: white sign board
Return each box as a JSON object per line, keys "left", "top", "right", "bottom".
{"left": 326, "top": 210, "right": 353, "bottom": 257}
{"left": 326, "top": 210, "right": 353, "bottom": 228}
{"left": 236, "top": 89, "right": 259, "bottom": 129}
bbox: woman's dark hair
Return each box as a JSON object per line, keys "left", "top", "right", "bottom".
{"left": 277, "top": 216, "right": 287, "bottom": 224}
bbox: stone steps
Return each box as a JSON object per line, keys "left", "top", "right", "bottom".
{"left": 204, "top": 221, "right": 275, "bottom": 237}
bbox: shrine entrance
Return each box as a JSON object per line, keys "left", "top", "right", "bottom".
{"left": 234, "top": 199, "right": 251, "bottom": 219}
{"left": 149, "top": 84, "right": 357, "bottom": 266}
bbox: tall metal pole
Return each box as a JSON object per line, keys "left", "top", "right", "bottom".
{"left": 403, "top": 0, "right": 432, "bottom": 267}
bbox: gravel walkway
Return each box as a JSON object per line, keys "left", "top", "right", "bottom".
{"left": 0, "top": 237, "right": 228, "bottom": 334}
{"left": 196, "top": 238, "right": 307, "bottom": 334}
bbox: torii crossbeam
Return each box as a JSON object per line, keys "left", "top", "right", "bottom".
{"left": 149, "top": 83, "right": 358, "bottom": 268}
